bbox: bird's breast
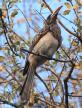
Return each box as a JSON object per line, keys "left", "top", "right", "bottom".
{"left": 33, "top": 32, "right": 58, "bottom": 56}
{"left": 28, "top": 32, "right": 59, "bottom": 66}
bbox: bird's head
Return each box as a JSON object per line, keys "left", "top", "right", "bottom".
{"left": 46, "top": 6, "right": 62, "bottom": 25}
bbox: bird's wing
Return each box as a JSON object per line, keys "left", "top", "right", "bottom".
{"left": 29, "top": 27, "right": 49, "bottom": 52}
{"left": 23, "top": 27, "right": 49, "bottom": 75}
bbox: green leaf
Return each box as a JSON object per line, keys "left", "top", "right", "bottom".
{"left": 55, "top": 52, "right": 60, "bottom": 59}
{"left": 8, "top": 1, "right": 17, "bottom": 7}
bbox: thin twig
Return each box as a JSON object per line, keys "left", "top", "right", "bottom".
{"left": 15, "top": 5, "right": 38, "bottom": 33}
{"left": 42, "top": 65, "right": 64, "bottom": 105}
{"left": 59, "top": 14, "right": 75, "bottom": 25}
{"left": 0, "top": 98, "right": 18, "bottom": 108}
{"left": 58, "top": 19, "right": 82, "bottom": 43}
{"left": 42, "top": 0, "right": 53, "bottom": 13}
{"left": 70, "top": 77, "right": 82, "bottom": 80}
{"left": 68, "top": 94, "right": 82, "bottom": 97}
{"left": 5, "top": 68, "right": 22, "bottom": 87}
{"left": 67, "top": 0, "right": 78, "bottom": 18}
{"left": 34, "top": 9, "right": 46, "bottom": 22}
{"left": 37, "top": 97, "right": 56, "bottom": 107}
{"left": 35, "top": 72, "right": 56, "bottom": 104}
{"left": 7, "top": 26, "right": 29, "bottom": 45}
{"left": 21, "top": 48, "right": 72, "bottom": 63}
{"left": 42, "top": 0, "right": 82, "bottom": 43}
{"left": 0, "top": 9, "right": 19, "bottom": 56}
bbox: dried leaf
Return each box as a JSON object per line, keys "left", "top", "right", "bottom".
{"left": 61, "top": 71, "right": 67, "bottom": 77}
{"left": 78, "top": 0, "right": 82, "bottom": 5}
{"left": 63, "top": 10, "right": 70, "bottom": 15}
{"left": 72, "top": 80, "right": 78, "bottom": 85}
{"left": 17, "top": 18, "right": 32, "bottom": 24}
{"left": 42, "top": 3, "right": 47, "bottom": 8}
{"left": 0, "top": 47, "right": 9, "bottom": 51}
{"left": 64, "top": 2, "right": 71, "bottom": 9}
{"left": 8, "top": 1, "right": 17, "bottom": 7}
{"left": 80, "top": 1, "right": 82, "bottom": 5}
{"left": 75, "top": 62, "right": 82, "bottom": 70}
{"left": 78, "top": 73, "right": 82, "bottom": 78}
{"left": 73, "top": 4, "right": 79, "bottom": 11}
{"left": 0, "top": 65, "right": 5, "bottom": 71}
{"left": 78, "top": 45, "right": 82, "bottom": 52}
{"left": 75, "top": 63, "right": 80, "bottom": 69}
{"left": 77, "top": 91, "right": 81, "bottom": 95}
{"left": 2, "top": 2, "right": 7, "bottom": 18}
{"left": 79, "top": 62, "right": 82, "bottom": 69}
{"left": 78, "top": 12, "right": 82, "bottom": 15}
{"left": 0, "top": 56, "right": 5, "bottom": 62}
{"left": 72, "top": 40, "right": 78, "bottom": 46}
{"left": 11, "top": 10, "right": 18, "bottom": 17}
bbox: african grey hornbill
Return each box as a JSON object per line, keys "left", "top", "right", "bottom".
{"left": 21, "top": 6, "right": 62, "bottom": 103}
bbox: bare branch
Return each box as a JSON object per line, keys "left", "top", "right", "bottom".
{"left": 35, "top": 72, "right": 55, "bottom": 104}
{"left": 20, "top": 48, "right": 72, "bottom": 63}
{"left": 64, "top": 64, "right": 75, "bottom": 108}
{"left": 0, "top": 98, "right": 18, "bottom": 108}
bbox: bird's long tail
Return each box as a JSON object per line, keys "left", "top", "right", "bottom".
{"left": 21, "top": 64, "right": 35, "bottom": 103}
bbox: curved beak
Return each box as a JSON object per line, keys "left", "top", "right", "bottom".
{"left": 51, "top": 6, "right": 63, "bottom": 19}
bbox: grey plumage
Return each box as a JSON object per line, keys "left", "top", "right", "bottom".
{"left": 21, "top": 6, "right": 62, "bottom": 103}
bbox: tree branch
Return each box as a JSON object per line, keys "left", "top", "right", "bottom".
{"left": 0, "top": 98, "right": 18, "bottom": 108}
{"left": 35, "top": 72, "right": 56, "bottom": 104}
{"left": 0, "top": 9, "right": 19, "bottom": 56}
{"left": 42, "top": 0, "right": 82, "bottom": 44}
{"left": 20, "top": 48, "right": 72, "bottom": 63}
{"left": 64, "top": 64, "right": 75, "bottom": 108}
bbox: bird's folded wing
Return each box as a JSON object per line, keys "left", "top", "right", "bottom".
{"left": 23, "top": 27, "right": 49, "bottom": 75}
{"left": 29, "top": 27, "right": 49, "bottom": 52}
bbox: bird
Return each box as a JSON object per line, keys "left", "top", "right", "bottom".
{"left": 21, "top": 6, "right": 62, "bottom": 103}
